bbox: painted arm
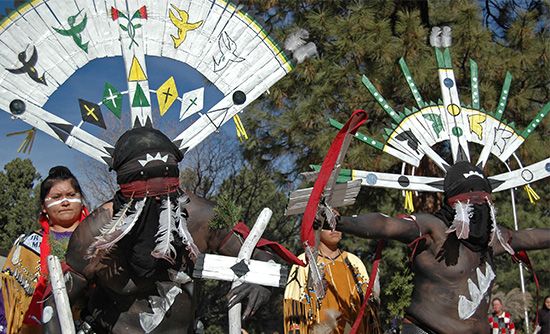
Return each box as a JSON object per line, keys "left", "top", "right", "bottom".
{"left": 337, "top": 213, "right": 431, "bottom": 244}
{"left": 494, "top": 226, "right": 550, "bottom": 256}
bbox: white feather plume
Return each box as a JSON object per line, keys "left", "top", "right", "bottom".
{"left": 446, "top": 202, "right": 473, "bottom": 239}
{"left": 151, "top": 197, "right": 177, "bottom": 264}
{"left": 284, "top": 28, "right": 309, "bottom": 52}
{"left": 284, "top": 28, "right": 317, "bottom": 64}
{"left": 487, "top": 201, "right": 515, "bottom": 255}
{"left": 292, "top": 42, "right": 318, "bottom": 64}
{"left": 86, "top": 200, "right": 133, "bottom": 259}
{"left": 86, "top": 198, "right": 146, "bottom": 260}
{"left": 175, "top": 194, "right": 200, "bottom": 260}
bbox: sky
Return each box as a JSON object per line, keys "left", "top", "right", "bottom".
{"left": 0, "top": 0, "right": 237, "bottom": 181}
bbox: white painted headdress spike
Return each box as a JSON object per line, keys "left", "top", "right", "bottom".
{"left": 1, "top": 0, "right": 302, "bottom": 166}
{"left": 327, "top": 26, "right": 550, "bottom": 196}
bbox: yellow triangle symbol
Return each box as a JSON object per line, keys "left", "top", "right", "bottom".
{"left": 157, "top": 76, "right": 179, "bottom": 116}
{"left": 128, "top": 56, "right": 147, "bottom": 82}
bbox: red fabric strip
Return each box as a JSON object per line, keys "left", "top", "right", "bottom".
{"left": 301, "top": 110, "right": 368, "bottom": 248}
{"left": 447, "top": 191, "right": 491, "bottom": 205}
{"left": 24, "top": 207, "right": 89, "bottom": 325}
{"left": 232, "top": 222, "right": 305, "bottom": 266}
{"left": 350, "top": 239, "right": 385, "bottom": 334}
{"left": 119, "top": 177, "right": 180, "bottom": 198}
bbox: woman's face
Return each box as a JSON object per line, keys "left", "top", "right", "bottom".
{"left": 545, "top": 297, "right": 550, "bottom": 310}
{"left": 43, "top": 180, "right": 82, "bottom": 230}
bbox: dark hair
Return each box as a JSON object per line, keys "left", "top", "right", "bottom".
{"left": 492, "top": 297, "right": 502, "bottom": 304}
{"left": 39, "top": 166, "right": 84, "bottom": 204}
{"left": 544, "top": 295, "right": 550, "bottom": 310}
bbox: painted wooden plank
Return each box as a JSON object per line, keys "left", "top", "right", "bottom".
{"left": 0, "top": 27, "right": 52, "bottom": 105}
{"left": 285, "top": 180, "right": 361, "bottom": 216}
{"left": 142, "top": 0, "right": 169, "bottom": 57}
{"left": 47, "top": 255, "right": 76, "bottom": 334}
{"left": 38, "top": 0, "right": 93, "bottom": 65}
{"left": 173, "top": 63, "right": 289, "bottom": 152}
{"left": 193, "top": 254, "right": 286, "bottom": 288}
{"left": 91, "top": 0, "right": 123, "bottom": 58}
{"left": 437, "top": 68, "right": 471, "bottom": 162}
{"left": 351, "top": 170, "right": 444, "bottom": 192}
{"left": 229, "top": 208, "right": 272, "bottom": 334}
{"left": 489, "top": 157, "right": 550, "bottom": 192}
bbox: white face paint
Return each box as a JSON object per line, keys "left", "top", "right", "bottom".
{"left": 45, "top": 197, "right": 81, "bottom": 208}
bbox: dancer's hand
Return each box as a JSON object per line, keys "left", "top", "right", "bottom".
{"left": 227, "top": 283, "right": 270, "bottom": 320}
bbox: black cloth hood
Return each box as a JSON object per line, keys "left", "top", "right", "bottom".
{"left": 435, "top": 162, "right": 493, "bottom": 252}
{"left": 443, "top": 161, "right": 492, "bottom": 198}
{"left": 112, "top": 127, "right": 184, "bottom": 184}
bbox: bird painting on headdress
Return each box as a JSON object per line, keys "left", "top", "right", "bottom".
{"left": 6, "top": 45, "right": 47, "bottom": 85}
{"left": 169, "top": 4, "right": 203, "bottom": 49}
{"left": 213, "top": 31, "right": 245, "bottom": 72}
{"left": 53, "top": 9, "right": 89, "bottom": 53}
{"left": 493, "top": 128, "right": 513, "bottom": 154}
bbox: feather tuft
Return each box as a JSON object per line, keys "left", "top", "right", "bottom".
{"left": 175, "top": 194, "right": 200, "bottom": 260}
{"left": 284, "top": 28, "right": 317, "bottom": 64}
{"left": 284, "top": 28, "right": 309, "bottom": 52}
{"left": 446, "top": 201, "right": 473, "bottom": 239}
{"left": 487, "top": 200, "right": 514, "bottom": 255}
{"left": 151, "top": 197, "right": 178, "bottom": 264}
{"left": 85, "top": 198, "right": 146, "bottom": 260}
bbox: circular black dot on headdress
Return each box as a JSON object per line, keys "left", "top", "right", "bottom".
{"left": 521, "top": 169, "right": 533, "bottom": 182}
{"left": 546, "top": 162, "right": 550, "bottom": 172}
{"left": 9, "top": 99, "right": 25, "bottom": 115}
{"left": 398, "top": 176, "right": 410, "bottom": 187}
{"left": 232, "top": 91, "right": 246, "bottom": 105}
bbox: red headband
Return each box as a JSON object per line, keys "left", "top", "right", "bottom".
{"left": 119, "top": 177, "right": 180, "bottom": 198}
{"left": 447, "top": 191, "right": 492, "bottom": 206}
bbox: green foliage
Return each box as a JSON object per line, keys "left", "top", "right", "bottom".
{"left": 0, "top": 158, "right": 41, "bottom": 252}
{"left": 210, "top": 192, "right": 243, "bottom": 230}
{"left": 234, "top": 0, "right": 550, "bottom": 330}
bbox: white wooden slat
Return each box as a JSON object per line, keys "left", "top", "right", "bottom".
{"left": 489, "top": 157, "right": 550, "bottom": 192}
{"left": 285, "top": 180, "right": 362, "bottom": 216}
{"left": 193, "top": 0, "right": 232, "bottom": 64}
{"left": 437, "top": 68, "right": 471, "bottom": 162}
{"left": 91, "top": 0, "right": 123, "bottom": 58}
{"left": 381, "top": 144, "right": 421, "bottom": 167}
{"left": 195, "top": 254, "right": 284, "bottom": 288}
{"left": 47, "top": 256, "right": 76, "bottom": 334}
{"left": 142, "top": 0, "right": 169, "bottom": 57}
{"left": 352, "top": 170, "right": 443, "bottom": 193}
{"left": 0, "top": 50, "right": 50, "bottom": 107}
{"left": 183, "top": 0, "right": 213, "bottom": 65}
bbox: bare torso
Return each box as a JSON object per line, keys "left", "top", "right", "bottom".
{"left": 405, "top": 214, "right": 493, "bottom": 334}
{"left": 60, "top": 192, "right": 227, "bottom": 333}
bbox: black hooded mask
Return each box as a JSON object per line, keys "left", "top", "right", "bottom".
{"left": 111, "top": 127, "right": 187, "bottom": 278}
{"left": 435, "top": 161, "right": 493, "bottom": 252}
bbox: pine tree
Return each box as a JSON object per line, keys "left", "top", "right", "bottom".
{"left": 0, "top": 158, "right": 41, "bottom": 252}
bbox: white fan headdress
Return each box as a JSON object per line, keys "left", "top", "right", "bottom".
{"left": 327, "top": 26, "right": 550, "bottom": 198}
{"left": 0, "top": 0, "right": 304, "bottom": 166}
